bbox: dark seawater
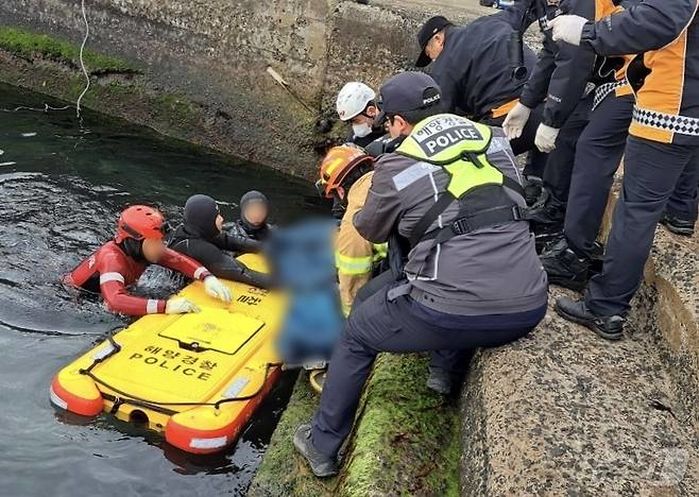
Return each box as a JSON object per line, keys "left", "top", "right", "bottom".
{"left": 0, "top": 83, "right": 321, "bottom": 497}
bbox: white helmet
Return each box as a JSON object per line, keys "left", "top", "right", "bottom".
{"left": 336, "top": 82, "right": 376, "bottom": 122}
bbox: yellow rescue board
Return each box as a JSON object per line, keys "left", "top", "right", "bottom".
{"left": 50, "top": 254, "right": 285, "bottom": 454}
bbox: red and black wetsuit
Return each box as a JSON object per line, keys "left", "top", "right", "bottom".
{"left": 63, "top": 240, "right": 210, "bottom": 316}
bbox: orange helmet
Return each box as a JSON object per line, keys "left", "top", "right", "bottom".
{"left": 115, "top": 205, "right": 165, "bottom": 243}
{"left": 316, "top": 145, "right": 373, "bottom": 199}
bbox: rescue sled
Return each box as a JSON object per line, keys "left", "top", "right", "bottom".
{"left": 50, "top": 254, "right": 285, "bottom": 454}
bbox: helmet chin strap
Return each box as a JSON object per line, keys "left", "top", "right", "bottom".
{"left": 119, "top": 237, "right": 147, "bottom": 262}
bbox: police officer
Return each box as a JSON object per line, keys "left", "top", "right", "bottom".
{"left": 550, "top": 0, "right": 699, "bottom": 339}
{"left": 503, "top": 0, "right": 607, "bottom": 237}
{"left": 293, "top": 72, "right": 548, "bottom": 477}
{"left": 415, "top": 13, "right": 546, "bottom": 203}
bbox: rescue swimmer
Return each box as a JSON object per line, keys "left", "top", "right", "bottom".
{"left": 63, "top": 205, "right": 232, "bottom": 316}
{"left": 293, "top": 72, "right": 548, "bottom": 478}
{"left": 168, "top": 194, "right": 274, "bottom": 289}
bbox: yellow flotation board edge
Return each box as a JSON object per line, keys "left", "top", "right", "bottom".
{"left": 50, "top": 254, "right": 286, "bottom": 454}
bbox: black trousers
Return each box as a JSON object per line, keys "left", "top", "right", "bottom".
{"left": 586, "top": 136, "right": 699, "bottom": 316}
{"left": 542, "top": 94, "right": 593, "bottom": 206}
{"left": 310, "top": 284, "right": 546, "bottom": 458}
{"left": 564, "top": 94, "right": 635, "bottom": 257}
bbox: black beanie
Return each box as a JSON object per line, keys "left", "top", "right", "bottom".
{"left": 184, "top": 194, "right": 220, "bottom": 239}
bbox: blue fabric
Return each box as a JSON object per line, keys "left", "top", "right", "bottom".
{"left": 267, "top": 219, "right": 344, "bottom": 363}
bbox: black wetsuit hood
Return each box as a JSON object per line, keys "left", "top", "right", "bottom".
{"left": 183, "top": 194, "right": 220, "bottom": 240}
{"left": 238, "top": 191, "right": 271, "bottom": 239}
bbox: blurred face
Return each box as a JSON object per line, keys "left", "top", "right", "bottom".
{"left": 243, "top": 201, "right": 268, "bottom": 226}
{"left": 215, "top": 214, "right": 224, "bottom": 232}
{"left": 142, "top": 237, "right": 166, "bottom": 263}
{"left": 425, "top": 31, "right": 445, "bottom": 62}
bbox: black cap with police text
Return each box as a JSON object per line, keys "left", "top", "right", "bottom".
{"left": 376, "top": 72, "right": 442, "bottom": 124}
{"left": 415, "top": 15, "right": 453, "bottom": 67}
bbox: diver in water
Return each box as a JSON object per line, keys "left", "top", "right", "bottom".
{"left": 225, "top": 190, "right": 274, "bottom": 242}
{"left": 62, "top": 205, "right": 232, "bottom": 316}
{"left": 169, "top": 194, "right": 273, "bottom": 289}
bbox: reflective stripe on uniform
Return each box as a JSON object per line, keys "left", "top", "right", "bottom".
{"left": 632, "top": 106, "right": 699, "bottom": 137}
{"left": 99, "top": 272, "right": 125, "bottom": 285}
{"left": 336, "top": 251, "right": 373, "bottom": 275}
{"left": 372, "top": 243, "right": 388, "bottom": 262}
{"left": 593, "top": 80, "right": 628, "bottom": 111}
{"left": 193, "top": 267, "right": 207, "bottom": 280}
{"left": 146, "top": 299, "right": 159, "bottom": 314}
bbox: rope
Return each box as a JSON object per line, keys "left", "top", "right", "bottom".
{"left": 76, "top": 0, "right": 90, "bottom": 120}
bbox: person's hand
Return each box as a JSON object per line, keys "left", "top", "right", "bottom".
{"left": 534, "top": 123, "right": 560, "bottom": 153}
{"left": 165, "top": 297, "right": 200, "bottom": 314}
{"left": 502, "top": 103, "right": 531, "bottom": 140}
{"left": 549, "top": 15, "right": 588, "bottom": 46}
{"left": 204, "top": 275, "right": 232, "bottom": 303}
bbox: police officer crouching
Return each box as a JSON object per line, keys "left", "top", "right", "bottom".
{"left": 293, "top": 72, "right": 548, "bottom": 478}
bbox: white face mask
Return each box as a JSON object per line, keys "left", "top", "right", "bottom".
{"left": 352, "top": 122, "right": 373, "bottom": 138}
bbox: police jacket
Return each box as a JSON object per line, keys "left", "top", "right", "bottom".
{"left": 580, "top": 0, "right": 699, "bottom": 145}
{"left": 428, "top": 14, "right": 537, "bottom": 121}
{"left": 353, "top": 114, "right": 548, "bottom": 316}
{"left": 519, "top": 0, "right": 616, "bottom": 128}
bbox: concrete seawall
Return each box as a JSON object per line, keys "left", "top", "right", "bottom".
{"left": 0, "top": 0, "right": 490, "bottom": 177}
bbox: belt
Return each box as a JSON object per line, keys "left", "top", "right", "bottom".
{"left": 632, "top": 106, "right": 699, "bottom": 137}
{"left": 592, "top": 80, "right": 628, "bottom": 112}
{"left": 490, "top": 99, "right": 519, "bottom": 119}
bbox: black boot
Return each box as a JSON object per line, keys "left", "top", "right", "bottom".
{"left": 540, "top": 238, "right": 590, "bottom": 291}
{"left": 426, "top": 366, "right": 453, "bottom": 395}
{"left": 523, "top": 176, "right": 543, "bottom": 207}
{"left": 555, "top": 296, "right": 625, "bottom": 340}
{"left": 660, "top": 211, "right": 696, "bottom": 237}
{"left": 293, "top": 424, "right": 339, "bottom": 477}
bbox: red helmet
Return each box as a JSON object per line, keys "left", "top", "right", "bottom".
{"left": 115, "top": 205, "right": 165, "bottom": 243}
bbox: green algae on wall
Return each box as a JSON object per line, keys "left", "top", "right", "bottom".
{"left": 249, "top": 354, "right": 462, "bottom": 497}
{"left": 0, "top": 26, "right": 137, "bottom": 74}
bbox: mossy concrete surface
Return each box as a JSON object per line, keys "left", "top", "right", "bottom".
{"left": 0, "top": 26, "right": 137, "bottom": 74}
{"left": 249, "top": 354, "right": 461, "bottom": 497}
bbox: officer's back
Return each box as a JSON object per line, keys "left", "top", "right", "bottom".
{"left": 355, "top": 73, "right": 548, "bottom": 316}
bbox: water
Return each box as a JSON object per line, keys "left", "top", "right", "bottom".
{"left": 0, "top": 83, "right": 322, "bottom": 497}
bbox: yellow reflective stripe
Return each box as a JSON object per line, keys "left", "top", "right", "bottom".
{"left": 342, "top": 301, "right": 352, "bottom": 317}
{"left": 372, "top": 243, "right": 388, "bottom": 261}
{"left": 336, "top": 251, "right": 373, "bottom": 275}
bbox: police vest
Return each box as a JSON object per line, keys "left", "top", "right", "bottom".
{"left": 395, "top": 113, "right": 526, "bottom": 247}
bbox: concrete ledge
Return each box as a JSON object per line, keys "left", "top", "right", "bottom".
{"left": 249, "top": 354, "right": 461, "bottom": 497}
{"left": 461, "top": 291, "right": 699, "bottom": 495}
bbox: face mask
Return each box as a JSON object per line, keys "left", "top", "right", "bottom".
{"left": 352, "top": 122, "right": 373, "bottom": 138}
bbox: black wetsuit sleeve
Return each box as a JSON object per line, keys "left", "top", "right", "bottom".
{"left": 213, "top": 232, "right": 262, "bottom": 254}
{"left": 174, "top": 238, "right": 273, "bottom": 289}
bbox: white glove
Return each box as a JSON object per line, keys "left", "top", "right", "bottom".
{"left": 204, "top": 275, "right": 232, "bottom": 303}
{"left": 549, "top": 15, "right": 588, "bottom": 46}
{"left": 165, "top": 297, "right": 200, "bottom": 314}
{"left": 502, "top": 103, "right": 531, "bottom": 140}
{"left": 534, "top": 123, "right": 560, "bottom": 153}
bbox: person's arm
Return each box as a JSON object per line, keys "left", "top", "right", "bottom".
{"left": 540, "top": 0, "right": 597, "bottom": 128}
{"left": 429, "top": 58, "right": 460, "bottom": 114}
{"left": 203, "top": 250, "right": 273, "bottom": 289}
{"left": 581, "top": 0, "right": 698, "bottom": 56}
{"left": 519, "top": 36, "right": 557, "bottom": 109}
{"left": 158, "top": 248, "right": 211, "bottom": 281}
{"left": 97, "top": 257, "right": 165, "bottom": 316}
{"left": 353, "top": 159, "right": 403, "bottom": 244}
{"left": 213, "top": 231, "right": 262, "bottom": 254}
